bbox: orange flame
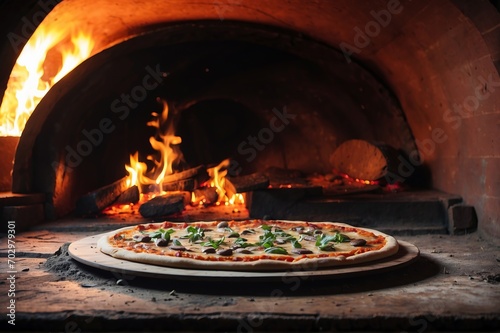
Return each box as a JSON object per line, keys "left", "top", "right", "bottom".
{"left": 125, "top": 100, "right": 244, "bottom": 206}
{"left": 0, "top": 26, "right": 94, "bottom": 136}
{"left": 206, "top": 159, "right": 244, "bottom": 205}
{"left": 125, "top": 100, "right": 183, "bottom": 192}
{"left": 125, "top": 152, "right": 147, "bottom": 188}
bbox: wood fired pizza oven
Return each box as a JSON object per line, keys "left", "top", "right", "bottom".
{"left": 0, "top": 0, "right": 499, "bottom": 240}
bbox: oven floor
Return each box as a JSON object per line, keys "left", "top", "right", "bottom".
{"left": 1, "top": 217, "right": 499, "bottom": 332}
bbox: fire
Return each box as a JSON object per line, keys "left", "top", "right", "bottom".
{"left": 146, "top": 100, "right": 183, "bottom": 186}
{"left": 206, "top": 159, "right": 244, "bottom": 205}
{"left": 0, "top": 26, "right": 94, "bottom": 136}
{"left": 125, "top": 100, "right": 183, "bottom": 192}
{"left": 125, "top": 152, "right": 147, "bottom": 188}
{"left": 125, "top": 100, "right": 244, "bottom": 206}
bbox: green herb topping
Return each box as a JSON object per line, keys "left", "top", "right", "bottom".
{"left": 183, "top": 226, "right": 205, "bottom": 243}
{"left": 202, "top": 236, "right": 226, "bottom": 249}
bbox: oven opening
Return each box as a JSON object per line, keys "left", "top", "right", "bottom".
{"left": 0, "top": 0, "right": 497, "bottom": 240}
{"left": 2, "top": 22, "right": 455, "bottom": 234}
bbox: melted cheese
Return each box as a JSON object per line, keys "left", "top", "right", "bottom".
{"left": 112, "top": 220, "right": 385, "bottom": 262}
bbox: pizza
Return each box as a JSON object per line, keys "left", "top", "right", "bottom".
{"left": 97, "top": 220, "right": 399, "bottom": 271}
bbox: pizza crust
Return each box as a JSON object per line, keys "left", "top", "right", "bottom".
{"left": 97, "top": 221, "right": 399, "bottom": 272}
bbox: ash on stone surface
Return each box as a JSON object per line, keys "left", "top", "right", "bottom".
{"left": 44, "top": 243, "right": 110, "bottom": 285}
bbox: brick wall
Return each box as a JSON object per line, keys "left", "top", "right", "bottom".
{"left": 449, "top": 1, "right": 500, "bottom": 239}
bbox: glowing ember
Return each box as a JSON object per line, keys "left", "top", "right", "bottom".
{"left": 384, "top": 182, "right": 404, "bottom": 192}
{"left": 0, "top": 26, "right": 94, "bottom": 136}
{"left": 337, "top": 170, "right": 379, "bottom": 186}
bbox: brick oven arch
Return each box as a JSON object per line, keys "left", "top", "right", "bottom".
{"left": 1, "top": 0, "right": 498, "bottom": 238}
{"left": 12, "top": 21, "right": 416, "bottom": 218}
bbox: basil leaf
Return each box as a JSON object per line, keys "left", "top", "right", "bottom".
{"left": 264, "top": 247, "right": 288, "bottom": 255}
{"left": 316, "top": 234, "right": 337, "bottom": 249}
{"left": 234, "top": 237, "right": 254, "bottom": 248}
{"left": 278, "top": 233, "right": 294, "bottom": 241}
{"left": 173, "top": 239, "right": 182, "bottom": 246}
{"left": 202, "top": 236, "right": 225, "bottom": 249}
{"left": 257, "top": 234, "right": 275, "bottom": 248}
{"left": 185, "top": 226, "right": 205, "bottom": 243}
{"left": 291, "top": 239, "right": 302, "bottom": 249}
{"left": 149, "top": 231, "right": 162, "bottom": 239}
{"left": 260, "top": 224, "right": 272, "bottom": 231}
{"left": 150, "top": 228, "right": 175, "bottom": 240}
{"left": 261, "top": 239, "right": 274, "bottom": 248}
{"left": 316, "top": 234, "right": 333, "bottom": 246}
{"left": 333, "top": 232, "right": 350, "bottom": 243}
{"left": 161, "top": 233, "right": 171, "bottom": 243}
{"left": 319, "top": 244, "right": 335, "bottom": 251}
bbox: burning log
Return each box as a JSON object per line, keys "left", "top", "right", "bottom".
{"left": 329, "top": 139, "right": 398, "bottom": 181}
{"left": 113, "top": 185, "right": 140, "bottom": 205}
{"left": 161, "top": 165, "right": 209, "bottom": 192}
{"left": 139, "top": 192, "right": 190, "bottom": 218}
{"left": 162, "top": 165, "right": 208, "bottom": 184}
{"left": 162, "top": 178, "right": 196, "bottom": 192}
{"left": 226, "top": 173, "right": 269, "bottom": 193}
{"left": 192, "top": 187, "right": 219, "bottom": 205}
{"left": 75, "top": 177, "right": 129, "bottom": 215}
